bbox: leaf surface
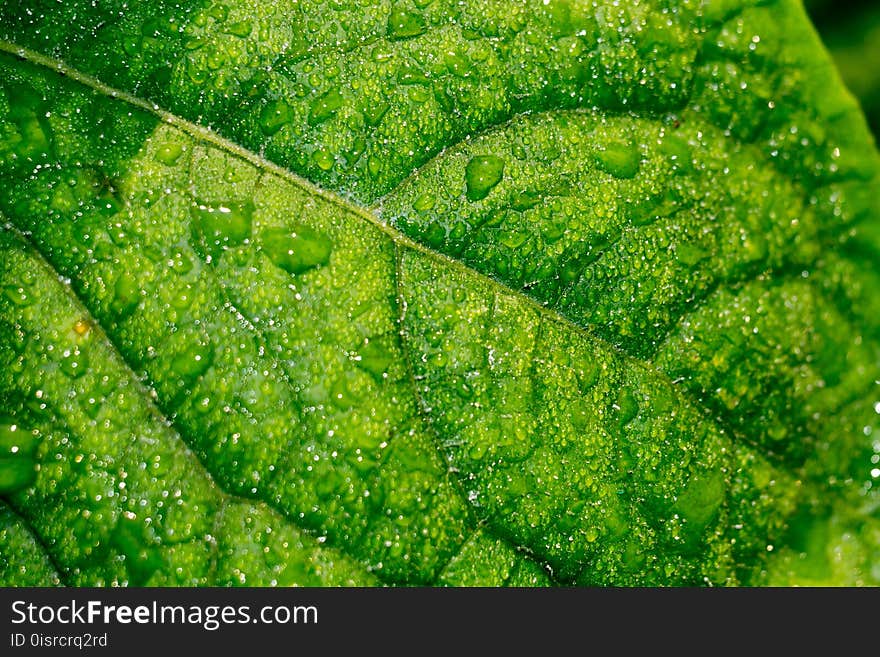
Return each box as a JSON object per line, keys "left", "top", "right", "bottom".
{"left": 0, "top": 0, "right": 878, "bottom": 585}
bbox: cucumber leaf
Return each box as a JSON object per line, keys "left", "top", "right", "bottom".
{"left": 0, "top": 0, "right": 878, "bottom": 586}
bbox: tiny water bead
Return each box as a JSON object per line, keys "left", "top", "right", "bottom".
{"left": 465, "top": 155, "right": 505, "bottom": 201}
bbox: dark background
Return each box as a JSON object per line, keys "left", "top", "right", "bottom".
{"left": 807, "top": 0, "right": 880, "bottom": 139}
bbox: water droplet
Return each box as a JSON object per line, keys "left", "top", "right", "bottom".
{"left": 595, "top": 140, "right": 640, "bottom": 179}
{"left": 206, "top": 4, "right": 229, "bottom": 21}
{"left": 613, "top": 388, "right": 639, "bottom": 427}
{"left": 355, "top": 338, "right": 395, "bottom": 382}
{"left": 111, "top": 513, "right": 162, "bottom": 585}
{"left": 675, "top": 242, "right": 708, "bottom": 266}
{"left": 444, "top": 52, "right": 472, "bottom": 78}
{"left": 224, "top": 21, "right": 252, "bottom": 38}
{"left": 396, "top": 66, "right": 430, "bottom": 86}
{"left": 629, "top": 192, "right": 673, "bottom": 227}
{"left": 673, "top": 470, "right": 725, "bottom": 532}
{"left": 260, "top": 99, "right": 293, "bottom": 136}
{"left": 658, "top": 134, "right": 692, "bottom": 174}
{"left": 371, "top": 46, "right": 394, "bottom": 62}
{"left": 330, "top": 375, "right": 361, "bottom": 410}
{"left": 499, "top": 230, "right": 529, "bottom": 249}
{"left": 190, "top": 200, "right": 254, "bottom": 259}
{"left": 312, "top": 148, "right": 334, "bottom": 171}
{"left": 0, "top": 419, "right": 39, "bottom": 494}
{"left": 3, "top": 285, "right": 31, "bottom": 307}
{"left": 155, "top": 142, "right": 183, "bottom": 166}
{"left": 170, "top": 342, "right": 214, "bottom": 384}
{"left": 465, "top": 155, "right": 505, "bottom": 202}
{"left": 60, "top": 346, "right": 89, "bottom": 379}
{"left": 112, "top": 272, "right": 141, "bottom": 319}
{"left": 367, "top": 155, "right": 382, "bottom": 179}
{"left": 387, "top": 5, "right": 427, "bottom": 40}
{"left": 363, "top": 101, "right": 389, "bottom": 127}
{"left": 510, "top": 190, "right": 541, "bottom": 211}
{"left": 576, "top": 360, "right": 601, "bottom": 392}
{"left": 260, "top": 226, "right": 332, "bottom": 276}
{"left": 413, "top": 193, "right": 435, "bottom": 212}
{"left": 309, "top": 89, "right": 345, "bottom": 126}
{"left": 8, "top": 106, "right": 53, "bottom": 161}
{"left": 467, "top": 442, "right": 487, "bottom": 461}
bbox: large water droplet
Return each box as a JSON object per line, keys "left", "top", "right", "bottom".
{"left": 595, "top": 140, "right": 641, "bottom": 179}
{"left": 155, "top": 142, "right": 184, "bottom": 166}
{"left": 673, "top": 470, "right": 725, "bottom": 534}
{"left": 0, "top": 419, "right": 39, "bottom": 494}
{"left": 465, "top": 155, "right": 505, "bottom": 202}
{"left": 444, "top": 52, "right": 473, "bottom": 78}
{"left": 224, "top": 21, "right": 252, "bottom": 38}
{"left": 60, "top": 346, "right": 89, "bottom": 379}
{"left": 111, "top": 513, "right": 162, "bottom": 585}
{"left": 613, "top": 388, "right": 639, "bottom": 427}
{"left": 112, "top": 272, "right": 141, "bottom": 319}
{"left": 312, "top": 148, "right": 334, "bottom": 171}
{"left": 260, "top": 226, "right": 332, "bottom": 276}
{"left": 260, "top": 100, "right": 294, "bottom": 136}
{"left": 309, "top": 89, "right": 345, "bottom": 126}
{"left": 658, "top": 134, "right": 692, "bottom": 174}
{"left": 413, "top": 193, "right": 435, "bottom": 212}
{"left": 355, "top": 338, "right": 395, "bottom": 383}
{"left": 387, "top": 5, "right": 427, "bottom": 39}
{"left": 363, "top": 101, "right": 389, "bottom": 127}
{"left": 170, "top": 342, "right": 214, "bottom": 384}
{"left": 191, "top": 200, "right": 254, "bottom": 259}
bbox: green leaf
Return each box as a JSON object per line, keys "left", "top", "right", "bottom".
{"left": 0, "top": 0, "right": 878, "bottom": 586}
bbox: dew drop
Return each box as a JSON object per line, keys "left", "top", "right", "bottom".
{"left": 673, "top": 470, "right": 725, "bottom": 532}
{"left": 60, "top": 347, "right": 89, "bottom": 379}
{"left": 224, "top": 21, "right": 252, "bottom": 38}
{"left": 170, "top": 342, "right": 214, "bottom": 384}
{"left": 260, "top": 225, "right": 332, "bottom": 276}
{"left": 0, "top": 419, "right": 39, "bottom": 495}
{"left": 355, "top": 338, "right": 395, "bottom": 383}
{"left": 465, "top": 155, "right": 505, "bottom": 202}
{"left": 658, "top": 134, "right": 692, "bottom": 174}
{"left": 413, "top": 193, "right": 436, "bottom": 212}
{"left": 387, "top": 5, "right": 427, "bottom": 39}
{"left": 595, "top": 140, "right": 641, "bottom": 179}
{"left": 312, "top": 148, "right": 334, "bottom": 171}
{"left": 155, "top": 142, "right": 183, "bottom": 166}
{"left": 260, "top": 99, "right": 294, "bottom": 136}
{"left": 112, "top": 272, "right": 141, "bottom": 319}
{"left": 190, "top": 200, "right": 254, "bottom": 259}
{"left": 444, "top": 52, "right": 473, "bottom": 78}
{"left": 308, "top": 89, "right": 345, "bottom": 126}
{"left": 613, "top": 388, "right": 639, "bottom": 427}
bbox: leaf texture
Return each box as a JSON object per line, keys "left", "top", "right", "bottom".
{"left": 0, "top": 0, "right": 878, "bottom": 585}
